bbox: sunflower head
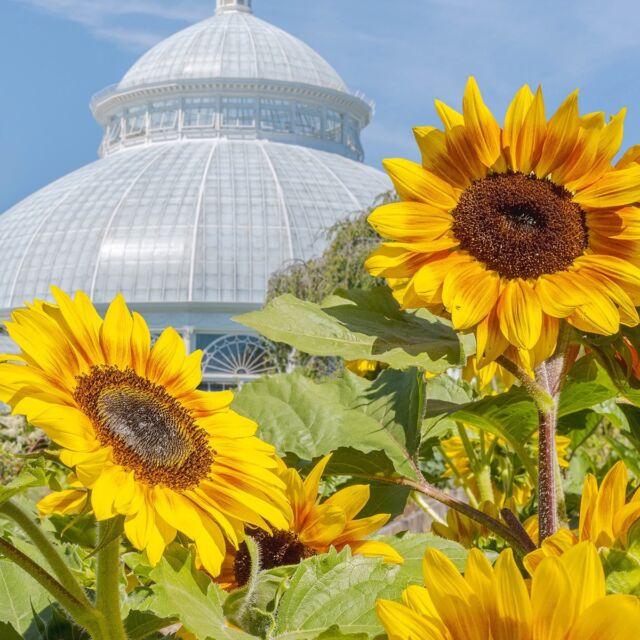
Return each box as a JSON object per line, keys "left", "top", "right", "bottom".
{"left": 367, "top": 78, "right": 640, "bottom": 369}
{"left": 226, "top": 453, "right": 403, "bottom": 585}
{"left": 4, "top": 288, "right": 291, "bottom": 576}
{"left": 377, "top": 541, "right": 640, "bottom": 640}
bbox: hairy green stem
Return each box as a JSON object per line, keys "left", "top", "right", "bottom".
{"left": 412, "top": 493, "right": 446, "bottom": 525}
{"left": 237, "top": 536, "right": 262, "bottom": 629}
{"left": 475, "top": 464, "right": 495, "bottom": 505}
{"left": 345, "top": 471, "right": 534, "bottom": 555}
{"left": 95, "top": 517, "right": 127, "bottom": 640}
{"left": 0, "top": 500, "right": 90, "bottom": 606}
{"left": 496, "top": 355, "right": 554, "bottom": 413}
{"left": 534, "top": 323, "right": 573, "bottom": 542}
{"left": 0, "top": 537, "right": 102, "bottom": 636}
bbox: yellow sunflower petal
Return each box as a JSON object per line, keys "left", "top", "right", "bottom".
{"left": 423, "top": 548, "right": 489, "bottom": 640}
{"left": 323, "top": 484, "right": 370, "bottom": 521}
{"left": 347, "top": 539, "right": 403, "bottom": 564}
{"left": 99, "top": 293, "right": 133, "bottom": 369}
{"left": 536, "top": 90, "right": 580, "bottom": 178}
{"left": 493, "top": 548, "right": 532, "bottom": 640}
{"left": 414, "top": 126, "right": 470, "bottom": 188}
{"left": 402, "top": 585, "right": 445, "bottom": 629}
{"left": 145, "top": 327, "right": 186, "bottom": 387}
{"left": 365, "top": 245, "right": 428, "bottom": 279}
{"left": 513, "top": 86, "right": 546, "bottom": 174}
{"left": 298, "top": 504, "right": 346, "bottom": 548}
{"left": 503, "top": 84, "right": 534, "bottom": 169}
{"left": 531, "top": 556, "right": 575, "bottom": 640}
{"left": 497, "top": 279, "right": 542, "bottom": 350}
{"left": 462, "top": 77, "right": 502, "bottom": 168}
{"left": 443, "top": 262, "right": 500, "bottom": 331}
{"left": 382, "top": 159, "right": 459, "bottom": 210}
{"left": 434, "top": 100, "right": 464, "bottom": 129}
{"left": 368, "top": 202, "right": 454, "bottom": 243}
{"left": 412, "top": 251, "right": 472, "bottom": 304}
{"left": 302, "top": 454, "right": 332, "bottom": 508}
{"left": 568, "top": 595, "right": 640, "bottom": 640}
{"left": 334, "top": 513, "right": 390, "bottom": 544}
{"left": 376, "top": 599, "right": 442, "bottom": 640}
{"left": 573, "top": 164, "right": 640, "bottom": 209}
{"left": 616, "top": 144, "right": 640, "bottom": 169}
{"left": 130, "top": 312, "right": 151, "bottom": 377}
{"left": 476, "top": 306, "right": 508, "bottom": 367}
{"left": 38, "top": 489, "right": 88, "bottom": 516}
{"left": 559, "top": 542, "right": 606, "bottom": 615}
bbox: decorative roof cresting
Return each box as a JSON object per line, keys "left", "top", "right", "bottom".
{"left": 216, "top": 0, "right": 252, "bottom": 14}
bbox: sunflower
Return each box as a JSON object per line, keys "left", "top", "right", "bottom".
{"left": 1, "top": 289, "right": 291, "bottom": 576}
{"left": 524, "top": 460, "right": 640, "bottom": 572}
{"left": 376, "top": 542, "right": 640, "bottom": 640}
{"left": 230, "top": 454, "right": 403, "bottom": 586}
{"left": 366, "top": 78, "right": 640, "bottom": 368}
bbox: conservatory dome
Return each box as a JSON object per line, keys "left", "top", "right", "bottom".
{"left": 118, "top": 2, "right": 348, "bottom": 93}
{"left": 0, "top": 0, "right": 390, "bottom": 386}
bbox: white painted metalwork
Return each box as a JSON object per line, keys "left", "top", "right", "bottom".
{"left": 201, "top": 334, "right": 276, "bottom": 377}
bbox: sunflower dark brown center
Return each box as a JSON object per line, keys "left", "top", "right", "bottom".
{"left": 74, "top": 365, "right": 213, "bottom": 490}
{"left": 451, "top": 172, "right": 588, "bottom": 279}
{"left": 233, "top": 529, "right": 316, "bottom": 587}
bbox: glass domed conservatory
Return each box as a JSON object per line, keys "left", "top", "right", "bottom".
{"left": 0, "top": 0, "right": 390, "bottom": 388}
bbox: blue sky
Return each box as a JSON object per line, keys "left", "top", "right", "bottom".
{"left": 2, "top": 0, "right": 640, "bottom": 212}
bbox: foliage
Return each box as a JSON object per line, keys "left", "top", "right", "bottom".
{"left": 263, "top": 194, "right": 394, "bottom": 378}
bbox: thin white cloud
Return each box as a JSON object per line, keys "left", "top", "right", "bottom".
{"left": 13, "top": 0, "right": 211, "bottom": 50}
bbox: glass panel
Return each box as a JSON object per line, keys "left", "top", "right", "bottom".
{"left": 325, "top": 109, "right": 342, "bottom": 142}
{"left": 295, "top": 104, "right": 322, "bottom": 137}
{"left": 125, "top": 106, "right": 146, "bottom": 138}
{"left": 221, "top": 97, "right": 256, "bottom": 128}
{"left": 149, "top": 100, "right": 179, "bottom": 131}
{"left": 260, "top": 98, "right": 291, "bottom": 132}
{"left": 345, "top": 117, "right": 362, "bottom": 155}
{"left": 107, "top": 117, "right": 122, "bottom": 143}
{"left": 183, "top": 98, "right": 217, "bottom": 128}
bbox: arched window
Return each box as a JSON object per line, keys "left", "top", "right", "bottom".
{"left": 200, "top": 334, "right": 276, "bottom": 380}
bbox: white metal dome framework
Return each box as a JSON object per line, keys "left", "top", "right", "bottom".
{"left": 0, "top": 0, "right": 390, "bottom": 387}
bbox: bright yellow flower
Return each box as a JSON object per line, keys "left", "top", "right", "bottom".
{"left": 228, "top": 454, "right": 403, "bottom": 586}
{"left": 344, "top": 359, "right": 387, "bottom": 378}
{"left": 278, "top": 454, "right": 402, "bottom": 561}
{"left": 366, "top": 78, "right": 640, "bottom": 369}
{"left": 377, "top": 542, "right": 640, "bottom": 640}
{"left": 525, "top": 460, "right": 640, "bottom": 573}
{"left": 1, "top": 289, "right": 291, "bottom": 576}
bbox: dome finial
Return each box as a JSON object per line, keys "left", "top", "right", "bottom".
{"left": 216, "top": 0, "right": 252, "bottom": 14}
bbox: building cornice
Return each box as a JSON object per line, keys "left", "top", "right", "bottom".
{"left": 91, "top": 78, "right": 373, "bottom": 126}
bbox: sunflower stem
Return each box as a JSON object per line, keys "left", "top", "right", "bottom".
{"left": 475, "top": 464, "right": 495, "bottom": 505}
{"left": 0, "top": 536, "right": 103, "bottom": 637}
{"left": 237, "top": 536, "right": 262, "bottom": 629}
{"left": 534, "top": 323, "right": 573, "bottom": 542}
{"left": 95, "top": 516, "right": 128, "bottom": 640}
{"left": 0, "top": 499, "right": 91, "bottom": 607}
{"left": 496, "top": 355, "right": 554, "bottom": 413}
{"left": 341, "top": 471, "right": 535, "bottom": 555}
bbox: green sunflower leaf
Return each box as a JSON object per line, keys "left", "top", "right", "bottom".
{"left": 144, "top": 556, "right": 254, "bottom": 640}
{"left": 234, "top": 287, "right": 474, "bottom": 373}
{"left": 234, "top": 368, "right": 424, "bottom": 482}
{"left": 0, "top": 560, "right": 53, "bottom": 635}
{"left": 272, "top": 536, "right": 467, "bottom": 639}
